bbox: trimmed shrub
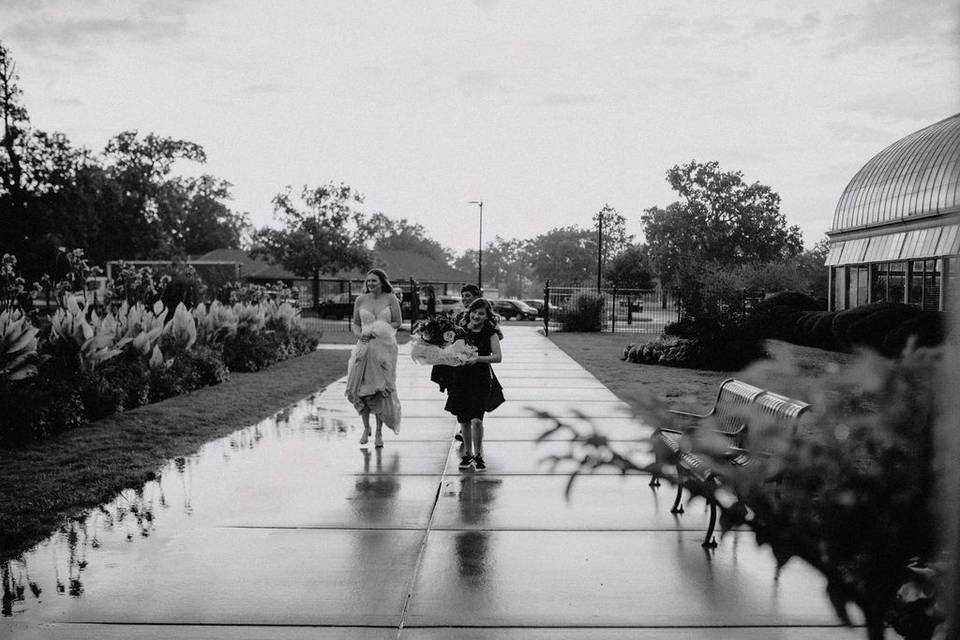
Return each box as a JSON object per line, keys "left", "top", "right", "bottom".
{"left": 832, "top": 303, "right": 911, "bottom": 347}
{"left": 834, "top": 303, "right": 922, "bottom": 352}
{"left": 662, "top": 316, "right": 699, "bottom": 339}
{"left": 809, "top": 311, "right": 839, "bottom": 351}
{"left": 785, "top": 310, "right": 838, "bottom": 350}
{"left": 882, "top": 311, "right": 945, "bottom": 356}
{"left": 561, "top": 293, "right": 604, "bottom": 332}
{"left": 748, "top": 290, "right": 824, "bottom": 341}
{"left": 755, "top": 290, "right": 823, "bottom": 311}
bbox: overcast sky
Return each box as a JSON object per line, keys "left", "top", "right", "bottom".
{"left": 1, "top": 0, "right": 958, "bottom": 254}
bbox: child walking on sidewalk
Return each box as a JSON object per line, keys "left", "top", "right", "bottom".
{"left": 444, "top": 298, "right": 504, "bottom": 471}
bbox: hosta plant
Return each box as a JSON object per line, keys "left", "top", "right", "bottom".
{"left": 1, "top": 309, "right": 42, "bottom": 382}
{"left": 49, "top": 296, "right": 125, "bottom": 373}
{"left": 192, "top": 301, "right": 238, "bottom": 347}
{"left": 162, "top": 302, "right": 197, "bottom": 351}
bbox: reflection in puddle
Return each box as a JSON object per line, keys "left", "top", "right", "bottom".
{"left": 1, "top": 391, "right": 359, "bottom": 618}
{"left": 454, "top": 477, "right": 501, "bottom": 584}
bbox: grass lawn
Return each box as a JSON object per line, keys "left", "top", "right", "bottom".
{"left": 548, "top": 331, "right": 854, "bottom": 416}
{"left": 0, "top": 348, "right": 350, "bottom": 561}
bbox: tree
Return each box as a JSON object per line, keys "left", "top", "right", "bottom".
{"left": 593, "top": 204, "right": 633, "bottom": 270}
{"left": 527, "top": 226, "right": 596, "bottom": 286}
{"left": 0, "top": 40, "right": 28, "bottom": 217}
{"left": 642, "top": 161, "right": 803, "bottom": 289}
{"left": 464, "top": 236, "right": 532, "bottom": 296}
{"left": 366, "top": 213, "right": 452, "bottom": 264}
{"left": 101, "top": 131, "right": 207, "bottom": 259}
{"left": 453, "top": 249, "right": 478, "bottom": 285}
{"left": 254, "top": 182, "right": 372, "bottom": 279}
{"left": 603, "top": 243, "right": 653, "bottom": 289}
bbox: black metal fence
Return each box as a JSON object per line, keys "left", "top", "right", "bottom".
{"left": 300, "top": 279, "right": 422, "bottom": 335}
{"left": 544, "top": 284, "right": 679, "bottom": 336}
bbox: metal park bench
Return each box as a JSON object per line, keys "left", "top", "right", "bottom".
{"left": 652, "top": 378, "right": 811, "bottom": 548}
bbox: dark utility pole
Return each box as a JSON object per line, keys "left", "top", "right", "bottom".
{"left": 469, "top": 200, "right": 483, "bottom": 289}
{"left": 597, "top": 210, "right": 603, "bottom": 290}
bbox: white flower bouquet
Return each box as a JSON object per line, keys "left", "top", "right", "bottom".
{"left": 409, "top": 316, "right": 477, "bottom": 366}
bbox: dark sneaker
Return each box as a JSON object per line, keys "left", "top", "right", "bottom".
{"left": 454, "top": 432, "right": 463, "bottom": 442}
{"left": 473, "top": 455, "right": 486, "bottom": 472}
{"left": 458, "top": 455, "right": 474, "bottom": 470}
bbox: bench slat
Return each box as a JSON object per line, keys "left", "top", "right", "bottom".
{"left": 653, "top": 378, "right": 811, "bottom": 548}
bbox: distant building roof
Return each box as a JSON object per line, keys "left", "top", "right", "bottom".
{"left": 194, "top": 248, "right": 300, "bottom": 281}
{"left": 196, "top": 248, "right": 469, "bottom": 284}
{"left": 371, "top": 249, "right": 472, "bottom": 283}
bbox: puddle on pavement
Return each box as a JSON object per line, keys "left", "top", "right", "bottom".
{"left": 1, "top": 388, "right": 358, "bottom": 618}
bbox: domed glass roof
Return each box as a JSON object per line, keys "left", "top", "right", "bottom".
{"left": 832, "top": 113, "right": 960, "bottom": 232}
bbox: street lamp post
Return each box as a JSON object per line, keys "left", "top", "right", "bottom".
{"left": 468, "top": 200, "right": 483, "bottom": 289}
{"left": 597, "top": 209, "right": 603, "bottom": 291}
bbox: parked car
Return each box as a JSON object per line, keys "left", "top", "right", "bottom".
{"left": 492, "top": 298, "right": 538, "bottom": 321}
{"left": 317, "top": 292, "right": 358, "bottom": 319}
{"left": 419, "top": 295, "right": 465, "bottom": 317}
{"left": 522, "top": 299, "right": 559, "bottom": 318}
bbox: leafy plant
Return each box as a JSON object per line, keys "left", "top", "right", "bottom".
{"left": 1, "top": 308, "right": 42, "bottom": 382}
{"left": 105, "top": 263, "right": 165, "bottom": 308}
{"left": 0, "top": 372, "right": 85, "bottom": 445}
{"left": 561, "top": 292, "right": 604, "bottom": 332}
{"left": 48, "top": 296, "right": 125, "bottom": 374}
{"left": 546, "top": 343, "right": 949, "bottom": 640}
{"left": 192, "top": 300, "right": 238, "bottom": 347}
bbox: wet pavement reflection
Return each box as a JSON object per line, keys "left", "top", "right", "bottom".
{"left": 2, "top": 328, "right": 864, "bottom": 637}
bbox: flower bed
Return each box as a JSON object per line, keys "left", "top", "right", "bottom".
{"left": 1, "top": 255, "right": 319, "bottom": 446}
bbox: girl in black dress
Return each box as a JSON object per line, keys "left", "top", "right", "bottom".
{"left": 444, "top": 297, "right": 504, "bottom": 471}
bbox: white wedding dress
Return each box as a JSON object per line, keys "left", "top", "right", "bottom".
{"left": 345, "top": 306, "right": 401, "bottom": 433}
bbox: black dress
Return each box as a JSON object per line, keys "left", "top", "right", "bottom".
{"left": 443, "top": 324, "right": 504, "bottom": 422}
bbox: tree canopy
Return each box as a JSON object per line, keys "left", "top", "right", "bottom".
{"left": 594, "top": 204, "right": 633, "bottom": 272}
{"left": 367, "top": 213, "right": 452, "bottom": 264}
{"left": 603, "top": 243, "right": 653, "bottom": 289}
{"left": 253, "top": 182, "right": 373, "bottom": 279}
{"left": 1, "top": 39, "right": 250, "bottom": 278}
{"left": 641, "top": 160, "right": 803, "bottom": 289}
{"left": 526, "top": 225, "right": 596, "bottom": 286}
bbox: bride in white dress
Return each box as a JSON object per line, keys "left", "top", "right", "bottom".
{"left": 345, "top": 269, "right": 403, "bottom": 447}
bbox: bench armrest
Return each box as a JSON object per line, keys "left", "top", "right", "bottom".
{"left": 667, "top": 408, "right": 712, "bottom": 419}
{"left": 656, "top": 427, "right": 684, "bottom": 435}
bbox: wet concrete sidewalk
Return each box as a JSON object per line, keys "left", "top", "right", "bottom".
{"left": 1, "top": 326, "right": 862, "bottom": 639}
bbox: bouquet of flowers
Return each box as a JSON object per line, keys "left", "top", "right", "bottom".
{"left": 410, "top": 315, "right": 477, "bottom": 366}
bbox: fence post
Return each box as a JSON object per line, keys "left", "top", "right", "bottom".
{"left": 611, "top": 285, "right": 617, "bottom": 333}
{"left": 409, "top": 278, "right": 419, "bottom": 331}
{"left": 543, "top": 280, "right": 550, "bottom": 337}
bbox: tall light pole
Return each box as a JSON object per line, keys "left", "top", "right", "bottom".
{"left": 468, "top": 200, "right": 483, "bottom": 289}
{"left": 596, "top": 209, "right": 603, "bottom": 291}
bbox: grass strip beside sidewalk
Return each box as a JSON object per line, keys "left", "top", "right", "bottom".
{"left": 548, "top": 332, "right": 731, "bottom": 414}
{"left": 0, "top": 348, "right": 350, "bottom": 561}
{"left": 547, "top": 332, "right": 854, "bottom": 416}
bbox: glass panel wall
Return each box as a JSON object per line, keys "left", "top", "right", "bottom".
{"left": 871, "top": 261, "right": 907, "bottom": 304}
{"left": 848, "top": 265, "right": 870, "bottom": 308}
{"left": 908, "top": 259, "right": 942, "bottom": 311}
{"left": 833, "top": 266, "right": 846, "bottom": 310}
